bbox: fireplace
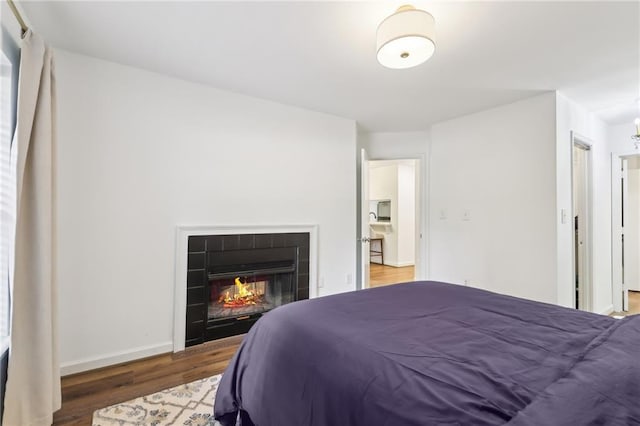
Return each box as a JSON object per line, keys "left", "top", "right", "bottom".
{"left": 185, "top": 232, "right": 310, "bottom": 347}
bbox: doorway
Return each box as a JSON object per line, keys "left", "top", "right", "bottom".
{"left": 359, "top": 151, "right": 423, "bottom": 289}
{"left": 572, "top": 134, "right": 592, "bottom": 311}
{"left": 368, "top": 160, "right": 417, "bottom": 287}
{"left": 612, "top": 152, "right": 640, "bottom": 315}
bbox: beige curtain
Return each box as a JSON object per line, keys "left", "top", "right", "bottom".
{"left": 3, "top": 30, "right": 60, "bottom": 426}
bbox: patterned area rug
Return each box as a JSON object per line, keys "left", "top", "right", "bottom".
{"left": 92, "top": 374, "right": 223, "bottom": 425}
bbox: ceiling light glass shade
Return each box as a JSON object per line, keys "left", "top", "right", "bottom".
{"left": 376, "top": 5, "right": 436, "bottom": 69}
{"left": 633, "top": 118, "right": 640, "bottom": 140}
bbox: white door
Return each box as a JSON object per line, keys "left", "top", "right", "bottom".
{"left": 572, "top": 144, "right": 591, "bottom": 310}
{"left": 572, "top": 140, "right": 592, "bottom": 311}
{"left": 622, "top": 159, "right": 629, "bottom": 311}
{"left": 612, "top": 156, "right": 629, "bottom": 312}
{"left": 360, "top": 148, "right": 371, "bottom": 289}
{"left": 625, "top": 159, "right": 640, "bottom": 293}
{"left": 573, "top": 145, "right": 584, "bottom": 309}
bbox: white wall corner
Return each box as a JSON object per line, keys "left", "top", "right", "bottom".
{"left": 597, "top": 305, "right": 614, "bottom": 316}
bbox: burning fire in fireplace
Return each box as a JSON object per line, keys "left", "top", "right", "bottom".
{"left": 220, "top": 277, "right": 264, "bottom": 308}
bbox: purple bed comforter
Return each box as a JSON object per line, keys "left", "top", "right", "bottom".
{"left": 214, "top": 281, "right": 640, "bottom": 425}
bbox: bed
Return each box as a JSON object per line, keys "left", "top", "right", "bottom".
{"left": 214, "top": 281, "right": 640, "bottom": 425}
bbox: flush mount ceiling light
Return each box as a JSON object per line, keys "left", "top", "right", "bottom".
{"left": 376, "top": 5, "right": 436, "bottom": 69}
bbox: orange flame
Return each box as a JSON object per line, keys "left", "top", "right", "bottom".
{"left": 221, "top": 277, "right": 260, "bottom": 308}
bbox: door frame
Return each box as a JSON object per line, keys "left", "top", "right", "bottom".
{"left": 358, "top": 153, "right": 426, "bottom": 289}
{"left": 570, "top": 132, "right": 593, "bottom": 311}
{"left": 611, "top": 148, "right": 640, "bottom": 312}
{"left": 360, "top": 148, "right": 371, "bottom": 289}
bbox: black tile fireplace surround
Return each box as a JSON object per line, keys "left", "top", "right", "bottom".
{"left": 185, "top": 232, "right": 310, "bottom": 347}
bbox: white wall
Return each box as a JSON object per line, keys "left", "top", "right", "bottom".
{"left": 370, "top": 165, "right": 397, "bottom": 201}
{"left": 55, "top": 50, "right": 357, "bottom": 373}
{"left": 429, "top": 93, "right": 558, "bottom": 303}
{"left": 360, "top": 132, "right": 429, "bottom": 160}
{"left": 609, "top": 122, "right": 639, "bottom": 153}
{"left": 397, "top": 163, "right": 416, "bottom": 265}
{"left": 556, "top": 93, "right": 613, "bottom": 313}
{"left": 359, "top": 96, "right": 617, "bottom": 313}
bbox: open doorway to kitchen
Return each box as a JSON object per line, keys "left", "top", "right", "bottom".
{"left": 612, "top": 152, "right": 640, "bottom": 316}
{"left": 367, "top": 159, "right": 418, "bottom": 288}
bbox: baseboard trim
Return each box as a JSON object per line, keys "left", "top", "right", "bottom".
{"left": 377, "top": 261, "right": 415, "bottom": 268}
{"left": 598, "top": 305, "right": 614, "bottom": 316}
{"left": 60, "top": 342, "right": 173, "bottom": 376}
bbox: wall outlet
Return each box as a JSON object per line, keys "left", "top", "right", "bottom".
{"left": 346, "top": 273, "right": 353, "bottom": 285}
{"left": 439, "top": 209, "right": 447, "bottom": 220}
{"left": 319, "top": 277, "right": 325, "bottom": 288}
{"left": 464, "top": 279, "right": 470, "bottom": 286}
{"left": 463, "top": 209, "right": 471, "bottom": 221}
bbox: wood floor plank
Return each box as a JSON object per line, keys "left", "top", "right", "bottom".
{"left": 369, "top": 264, "right": 415, "bottom": 287}
{"left": 53, "top": 340, "right": 240, "bottom": 426}
{"left": 62, "top": 371, "right": 133, "bottom": 401}
{"left": 630, "top": 291, "right": 640, "bottom": 314}
{"left": 612, "top": 290, "right": 640, "bottom": 317}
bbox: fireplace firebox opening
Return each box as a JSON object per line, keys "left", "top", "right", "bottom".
{"left": 185, "top": 233, "right": 310, "bottom": 347}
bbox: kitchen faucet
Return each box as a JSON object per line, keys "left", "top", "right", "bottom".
{"left": 369, "top": 212, "right": 377, "bottom": 220}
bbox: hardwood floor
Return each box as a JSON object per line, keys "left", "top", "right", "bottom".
{"left": 630, "top": 291, "right": 640, "bottom": 314}
{"left": 53, "top": 336, "right": 241, "bottom": 425}
{"left": 612, "top": 290, "right": 640, "bottom": 317}
{"left": 369, "top": 263, "right": 415, "bottom": 288}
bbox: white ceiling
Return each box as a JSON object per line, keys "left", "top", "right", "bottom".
{"left": 19, "top": 1, "right": 640, "bottom": 131}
